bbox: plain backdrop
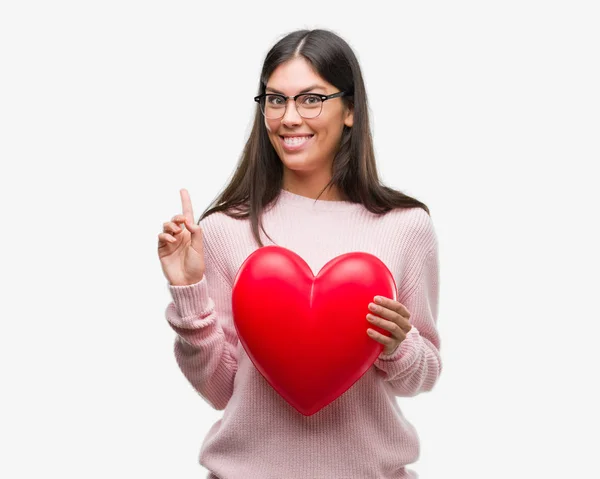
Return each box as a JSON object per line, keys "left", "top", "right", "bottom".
{"left": 1, "top": 1, "right": 598, "bottom": 478}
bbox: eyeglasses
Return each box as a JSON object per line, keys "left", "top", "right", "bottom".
{"left": 254, "top": 91, "right": 351, "bottom": 120}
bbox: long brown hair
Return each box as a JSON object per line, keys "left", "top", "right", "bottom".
{"left": 198, "top": 29, "right": 429, "bottom": 247}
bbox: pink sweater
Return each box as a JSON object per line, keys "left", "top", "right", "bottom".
{"left": 165, "top": 189, "right": 442, "bottom": 479}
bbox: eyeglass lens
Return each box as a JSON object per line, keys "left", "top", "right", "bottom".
{"left": 261, "top": 94, "right": 323, "bottom": 119}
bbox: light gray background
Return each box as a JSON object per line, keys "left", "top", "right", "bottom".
{"left": 1, "top": 1, "right": 598, "bottom": 478}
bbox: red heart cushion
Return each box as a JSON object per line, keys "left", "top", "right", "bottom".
{"left": 232, "top": 245, "right": 397, "bottom": 416}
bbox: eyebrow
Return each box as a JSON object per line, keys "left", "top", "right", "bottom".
{"left": 265, "top": 84, "right": 327, "bottom": 95}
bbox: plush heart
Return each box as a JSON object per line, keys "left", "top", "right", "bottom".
{"left": 231, "top": 245, "right": 397, "bottom": 416}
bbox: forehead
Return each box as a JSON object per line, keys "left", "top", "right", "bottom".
{"left": 266, "top": 57, "right": 331, "bottom": 95}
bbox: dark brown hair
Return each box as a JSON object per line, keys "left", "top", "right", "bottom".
{"left": 198, "top": 28, "right": 429, "bottom": 247}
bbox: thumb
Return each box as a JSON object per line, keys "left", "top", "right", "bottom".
{"left": 184, "top": 217, "right": 203, "bottom": 245}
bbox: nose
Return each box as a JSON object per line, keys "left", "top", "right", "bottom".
{"left": 281, "top": 99, "right": 302, "bottom": 127}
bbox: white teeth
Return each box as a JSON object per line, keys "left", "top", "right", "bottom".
{"left": 283, "top": 135, "right": 312, "bottom": 145}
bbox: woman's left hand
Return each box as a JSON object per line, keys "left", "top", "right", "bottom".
{"left": 366, "top": 295, "right": 412, "bottom": 356}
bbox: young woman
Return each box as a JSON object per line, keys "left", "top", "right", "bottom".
{"left": 158, "top": 29, "right": 441, "bottom": 479}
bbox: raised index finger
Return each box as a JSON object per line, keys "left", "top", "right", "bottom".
{"left": 180, "top": 188, "right": 195, "bottom": 223}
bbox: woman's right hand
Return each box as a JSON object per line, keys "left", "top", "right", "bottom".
{"left": 158, "top": 188, "right": 206, "bottom": 286}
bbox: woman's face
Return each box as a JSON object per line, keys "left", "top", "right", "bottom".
{"left": 264, "top": 57, "right": 353, "bottom": 179}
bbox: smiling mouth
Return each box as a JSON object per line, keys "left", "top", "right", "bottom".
{"left": 280, "top": 135, "right": 314, "bottom": 146}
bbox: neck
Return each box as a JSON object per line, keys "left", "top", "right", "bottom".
{"left": 282, "top": 170, "right": 347, "bottom": 201}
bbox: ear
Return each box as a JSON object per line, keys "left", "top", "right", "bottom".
{"left": 343, "top": 103, "right": 354, "bottom": 128}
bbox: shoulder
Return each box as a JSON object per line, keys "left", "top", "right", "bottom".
{"left": 385, "top": 206, "right": 437, "bottom": 254}
{"left": 196, "top": 210, "right": 250, "bottom": 280}
{"left": 198, "top": 210, "right": 247, "bottom": 250}
{"left": 387, "top": 207, "right": 439, "bottom": 300}
{"left": 199, "top": 209, "right": 242, "bottom": 232}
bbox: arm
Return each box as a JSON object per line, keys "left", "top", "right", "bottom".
{"left": 164, "top": 239, "right": 239, "bottom": 410}
{"left": 372, "top": 247, "right": 442, "bottom": 397}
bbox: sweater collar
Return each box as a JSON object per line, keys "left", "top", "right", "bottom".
{"left": 275, "top": 188, "right": 366, "bottom": 213}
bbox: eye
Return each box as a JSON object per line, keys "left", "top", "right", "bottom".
{"left": 266, "top": 95, "right": 285, "bottom": 106}
{"left": 300, "top": 94, "right": 322, "bottom": 106}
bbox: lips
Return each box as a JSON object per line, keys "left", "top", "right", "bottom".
{"left": 279, "top": 134, "right": 315, "bottom": 152}
{"left": 279, "top": 134, "right": 314, "bottom": 140}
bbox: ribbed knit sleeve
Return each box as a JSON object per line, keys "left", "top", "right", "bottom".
{"left": 372, "top": 244, "right": 442, "bottom": 397}
{"left": 164, "top": 219, "right": 239, "bottom": 410}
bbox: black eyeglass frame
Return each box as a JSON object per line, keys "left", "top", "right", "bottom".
{"left": 253, "top": 91, "right": 352, "bottom": 119}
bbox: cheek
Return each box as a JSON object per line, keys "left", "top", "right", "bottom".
{"left": 265, "top": 119, "right": 276, "bottom": 134}
{"left": 311, "top": 120, "right": 341, "bottom": 148}
{"left": 265, "top": 121, "right": 281, "bottom": 148}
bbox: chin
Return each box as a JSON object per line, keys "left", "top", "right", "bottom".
{"left": 281, "top": 156, "right": 313, "bottom": 170}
